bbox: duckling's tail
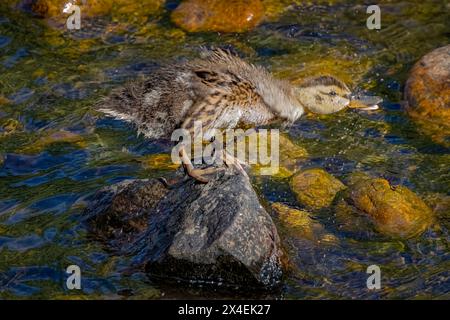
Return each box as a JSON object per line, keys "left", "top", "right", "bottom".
{"left": 95, "top": 81, "right": 144, "bottom": 124}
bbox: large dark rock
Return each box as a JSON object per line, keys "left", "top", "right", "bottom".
{"left": 84, "top": 167, "right": 283, "bottom": 289}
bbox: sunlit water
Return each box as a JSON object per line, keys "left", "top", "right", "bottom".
{"left": 0, "top": 1, "right": 449, "bottom": 299}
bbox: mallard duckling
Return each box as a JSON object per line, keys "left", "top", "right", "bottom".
{"left": 97, "top": 48, "right": 380, "bottom": 183}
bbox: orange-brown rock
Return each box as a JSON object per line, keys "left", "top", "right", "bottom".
{"left": 272, "top": 202, "right": 338, "bottom": 244}
{"left": 290, "top": 168, "right": 346, "bottom": 210}
{"left": 171, "top": 0, "right": 264, "bottom": 33}
{"left": 405, "top": 45, "right": 450, "bottom": 147}
{"left": 251, "top": 133, "right": 308, "bottom": 178}
{"left": 345, "top": 177, "right": 433, "bottom": 238}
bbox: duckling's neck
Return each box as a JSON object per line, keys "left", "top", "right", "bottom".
{"left": 253, "top": 73, "right": 305, "bottom": 123}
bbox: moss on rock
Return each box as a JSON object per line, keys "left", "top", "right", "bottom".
{"left": 1, "top": 118, "right": 22, "bottom": 135}
{"left": 251, "top": 133, "right": 308, "bottom": 178}
{"left": 272, "top": 202, "right": 337, "bottom": 244}
{"left": 343, "top": 176, "right": 434, "bottom": 238}
{"left": 405, "top": 44, "right": 450, "bottom": 147}
{"left": 290, "top": 168, "right": 346, "bottom": 209}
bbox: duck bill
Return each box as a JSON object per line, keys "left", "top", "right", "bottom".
{"left": 348, "top": 95, "right": 383, "bottom": 111}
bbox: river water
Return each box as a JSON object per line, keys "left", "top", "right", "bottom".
{"left": 0, "top": 0, "right": 448, "bottom": 299}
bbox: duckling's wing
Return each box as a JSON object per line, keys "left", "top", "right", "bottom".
{"left": 190, "top": 65, "right": 278, "bottom": 127}
{"left": 181, "top": 95, "right": 244, "bottom": 142}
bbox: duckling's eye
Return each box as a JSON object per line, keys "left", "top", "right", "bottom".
{"left": 329, "top": 91, "right": 337, "bottom": 96}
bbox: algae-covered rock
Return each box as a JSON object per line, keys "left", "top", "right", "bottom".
{"left": 261, "top": 0, "right": 293, "bottom": 21}
{"left": 272, "top": 202, "right": 337, "bottom": 244}
{"left": 140, "top": 153, "right": 180, "bottom": 171}
{"left": 419, "top": 192, "right": 449, "bottom": 231}
{"left": 113, "top": 0, "right": 163, "bottom": 16}
{"left": 251, "top": 132, "right": 308, "bottom": 178}
{"left": 278, "top": 134, "right": 308, "bottom": 169}
{"left": 290, "top": 168, "right": 346, "bottom": 209}
{"left": 405, "top": 44, "right": 450, "bottom": 147}
{"left": 344, "top": 176, "right": 434, "bottom": 238}
{"left": 171, "top": 0, "right": 264, "bottom": 33}
{"left": 274, "top": 54, "right": 373, "bottom": 88}
{"left": 1, "top": 118, "right": 22, "bottom": 135}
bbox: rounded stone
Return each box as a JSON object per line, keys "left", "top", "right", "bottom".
{"left": 171, "top": 0, "right": 264, "bottom": 33}
{"left": 272, "top": 202, "right": 338, "bottom": 244}
{"left": 251, "top": 133, "right": 308, "bottom": 178}
{"left": 405, "top": 44, "right": 450, "bottom": 147}
{"left": 290, "top": 168, "right": 346, "bottom": 210}
{"left": 344, "top": 177, "right": 434, "bottom": 238}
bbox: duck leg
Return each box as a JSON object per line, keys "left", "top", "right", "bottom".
{"left": 222, "top": 149, "right": 249, "bottom": 179}
{"left": 179, "top": 145, "right": 222, "bottom": 184}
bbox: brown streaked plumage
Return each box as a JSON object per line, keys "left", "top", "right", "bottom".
{"left": 97, "top": 48, "right": 380, "bottom": 183}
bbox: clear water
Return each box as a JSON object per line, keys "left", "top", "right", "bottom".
{"left": 0, "top": 0, "right": 449, "bottom": 299}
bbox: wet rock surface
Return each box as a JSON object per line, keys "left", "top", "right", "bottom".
{"left": 85, "top": 179, "right": 169, "bottom": 243}
{"left": 251, "top": 132, "right": 308, "bottom": 178}
{"left": 290, "top": 168, "right": 346, "bottom": 209}
{"left": 84, "top": 167, "right": 283, "bottom": 289}
{"left": 405, "top": 44, "right": 450, "bottom": 147}
{"left": 340, "top": 175, "right": 434, "bottom": 239}
{"left": 171, "top": 0, "right": 264, "bottom": 33}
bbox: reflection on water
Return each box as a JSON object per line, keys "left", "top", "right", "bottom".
{"left": 0, "top": 0, "right": 449, "bottom": 299}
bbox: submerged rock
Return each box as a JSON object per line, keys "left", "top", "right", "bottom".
{"left": 84, "top": 166, "right": 283, "bottom": 289}
{"left": 85, "top": 179, "right": 169, "bottom": 242}
{"left": 290, "top": 168, "right": 346, "bottom": 210}
{"left": 171, "top": 0, "right": 264, "bottom": 33}
{"left": 251, "top": 132, "right": 308, "bottom": 178}
{"left": 405, "top": 44, "right": 450, "bottom": 147}
{"left": 139, "top": 153, "right": 181, "bottom": 171}
{"left": 277, "top": 134, "right": 309, "bottom": 177}
{"left": 272, "top": 202, "right": 337, "bottom": 244}
{"left": 1, "top": 118, "right": 22, "bottom": 135}
{"left": 341, "top": 175, "right": 434, "bottom": 239}
{"left": 0, "top": 95, "right": 10, "bottom": 106}
{"left": 262, "top": 0, "right": 294, "bottom": 21}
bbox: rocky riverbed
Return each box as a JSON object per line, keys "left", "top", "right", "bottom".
{"left": 0, "top": 0, "right": 448, "bottom": 299}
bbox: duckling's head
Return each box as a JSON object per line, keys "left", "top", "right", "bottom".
{"left": 294, "top": 76, "right": 381, "bottom": 114}
{"left": 294, "top": 76, "right": 351, "bottom": 114}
